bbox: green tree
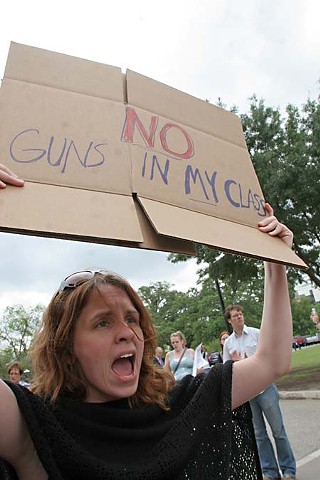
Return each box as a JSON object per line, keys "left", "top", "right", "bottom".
{"left": 138, "top": 281, "right": 214, "bottom": 348}
{"left": 0, "top": 346, "right": 18, "bottom": 380}
{"left": 138, "top": 281, "right": 190, "bottom": 348}
{"left": 169, "top": 94, "right": 320, "bottom": 331}
{"left": 291, "top": 297, "right": 320, "bottom": 336}
{"left": 241, "top": 96, "right": 320, "bottom": 287}
{"left": 138, "top": 278, "right": 265, "bottom": 353}
{"left": 0, "top": 304, "right": 44, "bottom": 363}
{"left": 169, "top": 250, "right": 270, "bottom": 330}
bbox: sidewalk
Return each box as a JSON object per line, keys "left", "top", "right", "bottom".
{"left": 296, "top": 448, "right": 320, "bottom": 480}
{"left": 279, "top": 390, "right": 320, "bottom": 479}
{"left": 279, "top": 390, "right": 320, "bottom": 400}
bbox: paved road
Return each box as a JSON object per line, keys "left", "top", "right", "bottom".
{"left": 269, "top": 398, "right": 320, "bottom": 479}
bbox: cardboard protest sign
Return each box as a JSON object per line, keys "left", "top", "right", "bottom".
{"left": 0, "top": 42, "right": 306, "bottom": 268}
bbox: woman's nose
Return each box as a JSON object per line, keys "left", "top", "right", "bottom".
{"left": 114, "top": 319, "right": 135, "bottom": 342}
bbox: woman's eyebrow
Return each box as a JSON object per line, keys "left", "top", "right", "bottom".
{"left": 88, "top": 308, "right": 139, "bottom": 322}
{"left": 88, "top": 310, "right": 112, "bottom": 323}
{"left": 126, "top": 308, "right": 139, "bottom": 316}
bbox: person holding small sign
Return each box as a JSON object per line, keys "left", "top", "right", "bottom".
{"left": 0, "top": 163, "right": 294, "bottom": 480}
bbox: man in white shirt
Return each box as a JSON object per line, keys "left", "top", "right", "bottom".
{"left": 223, "top": 304, "right": 296, "bottom": 480}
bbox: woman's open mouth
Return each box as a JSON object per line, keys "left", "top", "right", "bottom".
{"left": 111, "top": 353, "right": 135, "bottom": 377}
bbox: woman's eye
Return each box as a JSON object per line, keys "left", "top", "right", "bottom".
{"left": 126, "top": 316, "right": 139, "bottom": 325}
{"left": 96, "top": 320, "right": 109, "bottom": 328}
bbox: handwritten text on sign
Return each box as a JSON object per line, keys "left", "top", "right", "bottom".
{"left": 121, "top": 107, "right": 266, "bottom": 216}
{"left": 8, "top": 106, "right": 266, "bottom": 217}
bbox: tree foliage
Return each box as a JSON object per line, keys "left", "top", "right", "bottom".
{"left": 241, "top": 96, "right": 320, "bottom": 287}
{"left": 138, "top": 281, "right": 228, "bottom": 351}
{"left": 138, "top": 278, "right": 268, "bottom": 352}
{"left": 170, "top": 93, "right": 320, "bottom": 331}
{"left": 138, "top": 280, "right": 319, "bottom": 353}
{"left": 0, "top": 304, "right": 45, "bottom": 377}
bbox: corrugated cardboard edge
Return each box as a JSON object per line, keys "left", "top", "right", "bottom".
{"left": 133, "top": 195, "right": 196, "bottom": 255}
{"left": 0, "top": 183, "right": 197, "bottom": 255}
{"left": 0, "top": 183, "right": 143, "bottom": 242}
{"left": 137, "top": 197, "right": 308, "bottom": 269}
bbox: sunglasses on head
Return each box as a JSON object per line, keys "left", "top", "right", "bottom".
{"left": 58, "top": 269, "right": 124, "bottom": 293}
{"left": 58, "top": 269, "right": 145, "bottom": 342}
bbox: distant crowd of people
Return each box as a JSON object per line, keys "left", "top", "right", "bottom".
{"left": 153, "top": 304, "right": 297, "bottom": 480}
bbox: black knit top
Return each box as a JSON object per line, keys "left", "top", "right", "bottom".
{"left": 5, "top": 361, "right": 262, "bottom": 479}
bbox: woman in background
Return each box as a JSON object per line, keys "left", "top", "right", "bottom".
{"left": 164, "top": 331, "right": 194, "bottom": 382}
{"left": 218, "top": 331, "right": 230, "bottom": 363}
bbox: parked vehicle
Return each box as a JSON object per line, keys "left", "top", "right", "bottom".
{"left": 292, "top": 333, "right": 320, "bottom": 348}
{"left": 292, "top": 335, "right": 306, "bottom": 347}
{"left": 304, "top": 334, "right": 320, "bottom": 345}
{"left": 207, "top": 351, "right": 222, "bottom": 366}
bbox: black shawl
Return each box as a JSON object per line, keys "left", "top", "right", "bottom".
{"left": 4, "top": 361, "right": 261, "bottom": 479}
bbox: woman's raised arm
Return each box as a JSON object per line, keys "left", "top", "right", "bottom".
{"left": 231, "top": 204, "right": 293, "bottom": 409}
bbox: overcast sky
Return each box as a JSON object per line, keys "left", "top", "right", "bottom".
{"left": 0, "top": 0, "right": 319, "bottom": 312}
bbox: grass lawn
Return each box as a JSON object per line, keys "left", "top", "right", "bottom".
{"left": 275, "top": 344, "right": 320, "bottom": 390}
{"left": 291, "top": 344, "right": 320, "bottom": 368}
